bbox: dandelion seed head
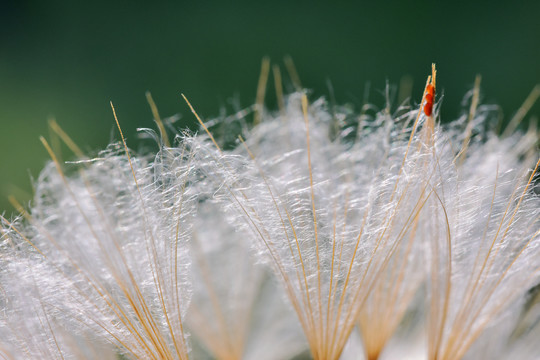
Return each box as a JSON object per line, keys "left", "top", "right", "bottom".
{"left": 1, "top": 64, "right": 539, "bottom": 360}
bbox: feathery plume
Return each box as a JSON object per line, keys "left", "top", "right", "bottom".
{"left": 1, "top": 61, "right": 538, "bottom": 360}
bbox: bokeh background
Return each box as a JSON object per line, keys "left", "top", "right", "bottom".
{"left": 1, "top": 0, "right": 539, "bottom": 213}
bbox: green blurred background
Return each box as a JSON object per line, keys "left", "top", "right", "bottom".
{"left": 1, "top": 0, "right": 539, "bottom": 214}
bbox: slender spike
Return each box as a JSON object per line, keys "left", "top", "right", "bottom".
{"left": 284, "top": 55, "right": 302, "bottom": 90}
{"left": 254, "top": 57, "right": 271, "bottom": 125}
{"left": 181, "top": 94, "right": 222, "bottom": 152}
{"left": 146, "top": 91, "right": 171, "bottom": 147}
{"left": 48, "top": 116, "right": 63, "bottom": 164}
{"left": 273, "top": 64, "right": 286, "bottom": 118}
{"left": 503, "top": 84, "right": 540, "bottom": 136}
{"left": 48, "top": 118, "right": 86, "bottom": 159}
{"left": 301, "top": 93, "right": 324, "bottom": 352}
{"left": 109, "top": 102, "right": 143, "bottom": 197}
{"left": 456, "top": 74, "right": 482, "bottom": 166}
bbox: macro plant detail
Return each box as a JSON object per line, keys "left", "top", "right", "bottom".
{"left": 0, "top": 61, "right": 539, "bottom": 360}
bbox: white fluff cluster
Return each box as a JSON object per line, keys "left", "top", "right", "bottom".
{"left": 1, "top": 67, "right": 539, "bottom": 360}
{"left": 1, "top": 143, "right": 197, "bottom": 359}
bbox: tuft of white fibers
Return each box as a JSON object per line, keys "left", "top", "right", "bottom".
{"left": 423, "top": 153, "right": 540, "bottom": 358}
{"left": 1, "top": 141, "right": 198, "bottom": 359}
{"left": 188, "top": 85, "right": 447, "bottom": 359}
{"left": 0, "top": 238, "right": 118, "bottom": 359}
{"left": 1, "top": 64, "right": 539, "bottom": 360}
{"left": 420, "top": 93, "right": 540, "bottom": 359}
{"left": 186, "top": 197, "right": 306, "bottom": 360}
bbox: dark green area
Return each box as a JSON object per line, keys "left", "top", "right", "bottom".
{"left": 1, "top": 0, "right": 539, "bottom": 213}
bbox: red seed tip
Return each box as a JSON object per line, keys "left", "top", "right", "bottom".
{"left": 423, "top": 71, "right": 436, "bottom": 117}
